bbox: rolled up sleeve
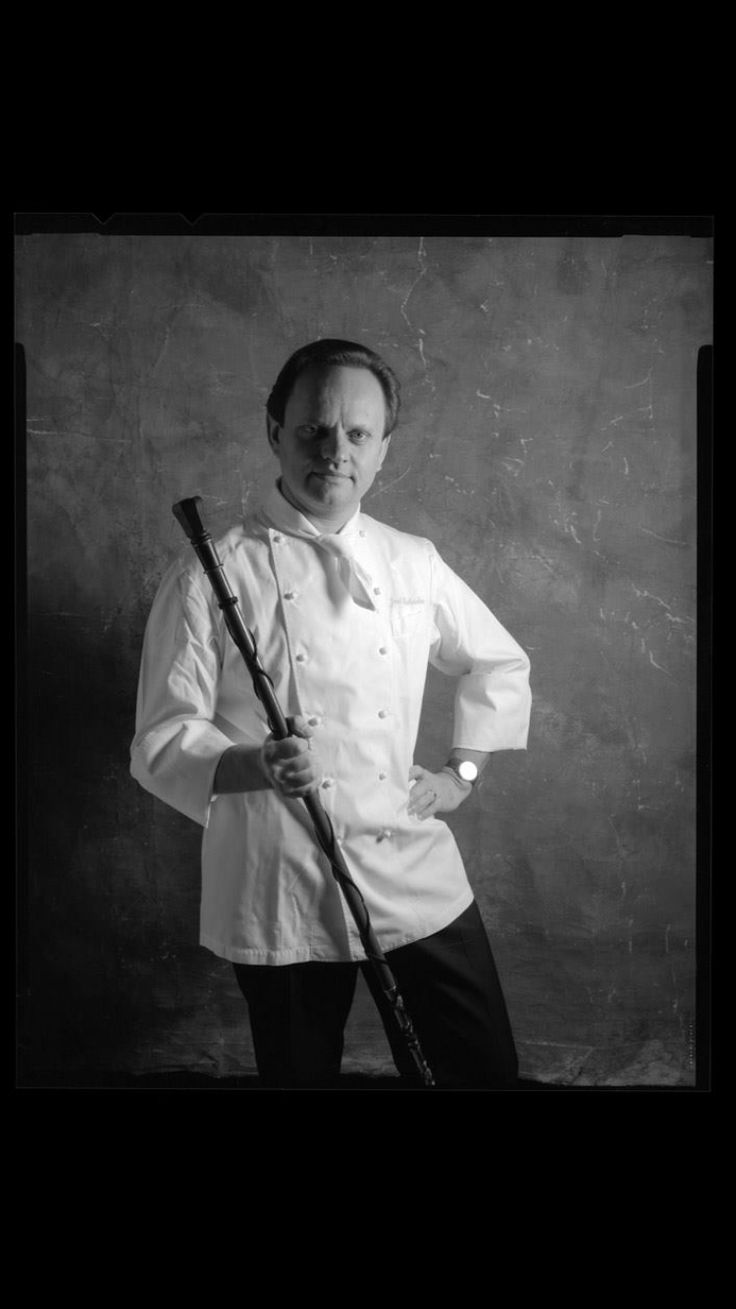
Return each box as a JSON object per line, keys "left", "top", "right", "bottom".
{"left": 428, "top": 545, "right": 531, "bottom": 752}
{"left": 130, "top": 561, "right": 234, "bottom": 826}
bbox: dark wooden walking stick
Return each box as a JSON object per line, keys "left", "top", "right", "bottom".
{"left": 172, "top": 496, "right": 435, "bottom": 1088}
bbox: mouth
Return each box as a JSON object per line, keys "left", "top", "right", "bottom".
{"left": 311, "top": 471, "right": 351, "bottom": 483}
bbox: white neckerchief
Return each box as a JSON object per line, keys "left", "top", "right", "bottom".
{"left": 259, "top": 482, "right": 378, "bottom": 610}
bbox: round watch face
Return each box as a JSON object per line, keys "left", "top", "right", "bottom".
{"left": 457, "top": 760, "right": 478, "bottom": 782}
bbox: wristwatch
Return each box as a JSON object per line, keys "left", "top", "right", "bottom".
{"left": 443, "top": 757, "right": 479, "bottom": 788}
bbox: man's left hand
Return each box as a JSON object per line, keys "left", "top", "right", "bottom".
{"left": 407, "top": 764, "right": 471, "bottom": 820}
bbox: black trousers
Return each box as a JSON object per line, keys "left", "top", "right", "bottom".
{"left": 232, "top": 901, "right": 518, "bottom": 1089}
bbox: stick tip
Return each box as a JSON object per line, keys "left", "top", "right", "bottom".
{"left": 172, "top": 496, "right": 205, "bottom": 540}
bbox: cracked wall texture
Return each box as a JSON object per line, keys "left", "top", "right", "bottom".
{"left": 17, "top": 232, "right": 709, "bottom": 1086}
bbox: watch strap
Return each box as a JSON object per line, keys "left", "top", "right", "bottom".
{"left": 443, "top": 758, "right": 478, "bottom": 788}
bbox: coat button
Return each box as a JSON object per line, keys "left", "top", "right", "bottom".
{"left": 373, "top": 587, "right": 382, "bottom": 596}
{"left": 378, "top": 771, "right": 387, "bottom": 780}
{"left": 378, "top": 647, "right": 387, "bottom": 656}
{"left": 283, "top": 590, "right": 296, "bottom": 600}
{"left": 378, "top": 709, "right": 389, "bottom": 719}
{"left": 272, "top": 534, "right": 282, "bottom": 544}
{"left": 296, "top": 653, "right": 306, "bottom": 663}
{"left": 321, "top": 778, "right": 334, "bottom": 789}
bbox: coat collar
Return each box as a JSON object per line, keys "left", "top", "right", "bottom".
{"left": 259, "top": 480, "right": 363, "bottom": 543}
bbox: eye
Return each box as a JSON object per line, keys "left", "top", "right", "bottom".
{"left": 349, "top": 429, "right": 370, "bottom": 443}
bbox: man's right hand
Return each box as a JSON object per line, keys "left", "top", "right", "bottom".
{"left": 260, "top": 715, "right": 324, "bottom": 798}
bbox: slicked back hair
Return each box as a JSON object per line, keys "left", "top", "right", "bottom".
{"left": 266, "top": 339, "right": 401, "bottom": 438}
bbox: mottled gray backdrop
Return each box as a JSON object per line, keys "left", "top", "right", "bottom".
{"left": 17, "top": 231, "right": 709, "bottom": 1086}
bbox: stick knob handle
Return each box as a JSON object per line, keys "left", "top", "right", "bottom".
{"left": 172, "top": 496, "right": 207, "bottom": 541}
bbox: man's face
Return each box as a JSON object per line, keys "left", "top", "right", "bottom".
{"left": 267, "top": 365, "right": 391, "bottom": 527}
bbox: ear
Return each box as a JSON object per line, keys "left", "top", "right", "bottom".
{"left": 266, "top": 414, "right": 281, "bottom": 454}
{"left": 377, "top": 433, "right": 392, "bottom": 469}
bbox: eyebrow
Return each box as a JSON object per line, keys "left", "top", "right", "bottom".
{"left": 298, "top": 421, "right": 377, "bottom": 434}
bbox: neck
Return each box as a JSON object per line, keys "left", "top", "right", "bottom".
{"left": 277, "top": 478, "right": 355, "bottom": 534}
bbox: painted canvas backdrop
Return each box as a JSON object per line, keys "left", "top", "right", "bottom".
{"left": 18, "top": 231, "right": 708, "bottom": 1085}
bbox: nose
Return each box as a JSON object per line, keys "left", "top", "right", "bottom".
{"left": 318, "top": 425, "right": 350, "bottom": 465}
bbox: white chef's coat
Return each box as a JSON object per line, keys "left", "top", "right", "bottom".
{"left": 130, "top": 483, "right": 531, "bottom": 964}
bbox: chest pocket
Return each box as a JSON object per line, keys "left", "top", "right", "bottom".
{"left": 390, "top": 601, "right": 427, "bottom": 641}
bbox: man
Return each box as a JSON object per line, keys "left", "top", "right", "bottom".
{"left": 131, "top": 338, "right": 531, "bottom": 1089}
